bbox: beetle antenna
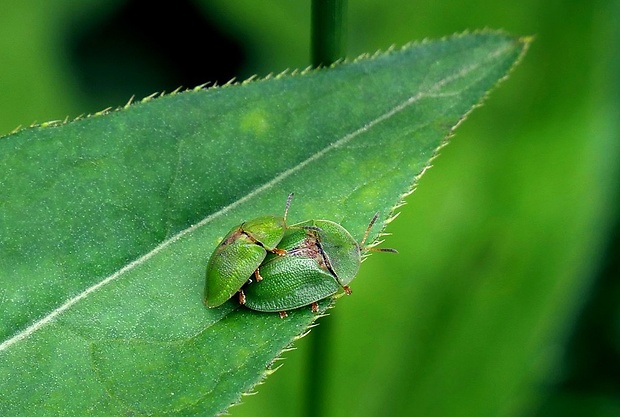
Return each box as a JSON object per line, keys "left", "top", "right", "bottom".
{"left": 360, "top": 212, "right": 398, "bottom": 253}
{"left": 367, "top": 247, "right": 399, "bottom": 253}
{"left": 283, "top": 193, "right": 294, "bottom": 223}
{"left": 360, "top": 212, "right": 379, "bottom": 247}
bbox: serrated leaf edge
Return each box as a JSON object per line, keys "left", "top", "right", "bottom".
{"left": 2, "top": 30, "right": 529, "bottom": 138}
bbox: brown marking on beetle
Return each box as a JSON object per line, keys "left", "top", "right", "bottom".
{"left": 220, "top": 228, "right": 244, "bottom": 247}
{"left": 286, "top": 231, "right": 321, "bottom": 258}
{"left": 286, "top": 229, "right": 340, "bottom": 282}
{"left": 311, "top": 302, "right": 319, "bottom": 313}
{"left": 238, "top": 290, "right": 246, "bottom": 305}
{"left": 279, "top": 311, "right": 288, "bottom": 319}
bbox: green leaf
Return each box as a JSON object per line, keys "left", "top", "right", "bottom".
{"left": 0, "top": 32, "right": 528, "bottom": 416}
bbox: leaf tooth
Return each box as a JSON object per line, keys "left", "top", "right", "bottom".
{"left": 280, "top": 346, "right": 297, "bottom": 354}
{"left": 295, "top": 329, "right": 312, "bottom": 339}
{"left": 306, "top": 320, "right": 323, "bottom": 329}
{"left": 275, "top": 68, "right": 290, "bottom": 79}
{"left": 312, "top": 311, "right": 331, "bottom": 322}
{"left": 370, "top": 238, "right": 386, "bottom": 246}
{"left": 40, "top": 120, "right": 62, "bottom": 128}
{"left": 124, "top": 95, "right": 135, "bottom": 108}
{"left": 371, "top": 49, "right": 384, "bottom": 59}
{"left": 264, "top": 363, "right": 284, "bottom": 376}
{"left": 364, "top": 238, "right": 387, "bottom": 257}
{"left": 223, "top": 77, "right": 237, "bottom": 87}
{"left": 141, "top": 91, "right": 159, "bottom": 103}
{"left": 193, "top": 82, "right": 210, "bottom": 91}
{"left": 392, "top": 198, "right": 408, "bottom": 210}
{"left": 385, "top": 211, "right": 401, "bottom": 225}
{"left": 353, "top": 52, "right": 370, "bottom": 63}
{"left": 93, "top": 107, "right": 113, "bottom": 117}
{"left": 327, "top": 57, "right": 345, "bottom": 69}
{"left": 241, "top": 74, "right": 258, "bottom": 84}
{"left": 230, "top": 357, "right": 289, "bottom": 413}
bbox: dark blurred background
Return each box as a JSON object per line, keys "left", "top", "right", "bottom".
{"left": 1, "top": 1, "right": 618, "bottom": 416}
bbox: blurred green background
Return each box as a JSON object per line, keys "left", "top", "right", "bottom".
{"left": 1, "top": 1, "right": 618, "bottom": 416}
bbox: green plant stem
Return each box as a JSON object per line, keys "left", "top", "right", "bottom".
{"left": 304, "top": 314, "right": 333, "bottom": 417}
{"left": 306, "top": 4, "right": 347, "bottom": 417}
{"left": 311, "top": 0, "right": 347, "bottom": 67}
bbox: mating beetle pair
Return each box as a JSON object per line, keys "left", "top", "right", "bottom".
{"left": 204, "top": 194, "right": 396, "bottom": 317}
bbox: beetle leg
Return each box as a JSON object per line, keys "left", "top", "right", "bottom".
{"left": 279, "top": 311, "right": 288, "bottom": 319}
{"left": 271, "top": 248, "right": 287, "bottom": 256}
{"left": 238, "top": 290, "right": 246, "bottom": 305}
{"left": 311, "top": 302, "right": 319, "bottom": 313}
{"left": 254, "top": 268, "right": 263, "bottom": 282}
{"left": 343, "top": 286, "right": 352, "bottom": 295}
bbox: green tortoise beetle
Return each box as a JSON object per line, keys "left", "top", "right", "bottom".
{"left": 242, "top": 213, "right": 397, "bottom": 317}
{"left": 204, "top": 193, "right": 294, "bottom": 308}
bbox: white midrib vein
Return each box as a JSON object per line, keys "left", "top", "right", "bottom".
{"left": 0, "top": 55, "right": 495, "bottom": 353}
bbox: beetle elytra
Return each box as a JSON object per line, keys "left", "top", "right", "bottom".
{"left": 242, "top": 213, "right": 397, "bottom": 315}
{"left": 204, "top": 193, "right": 294, "bottom": 308}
